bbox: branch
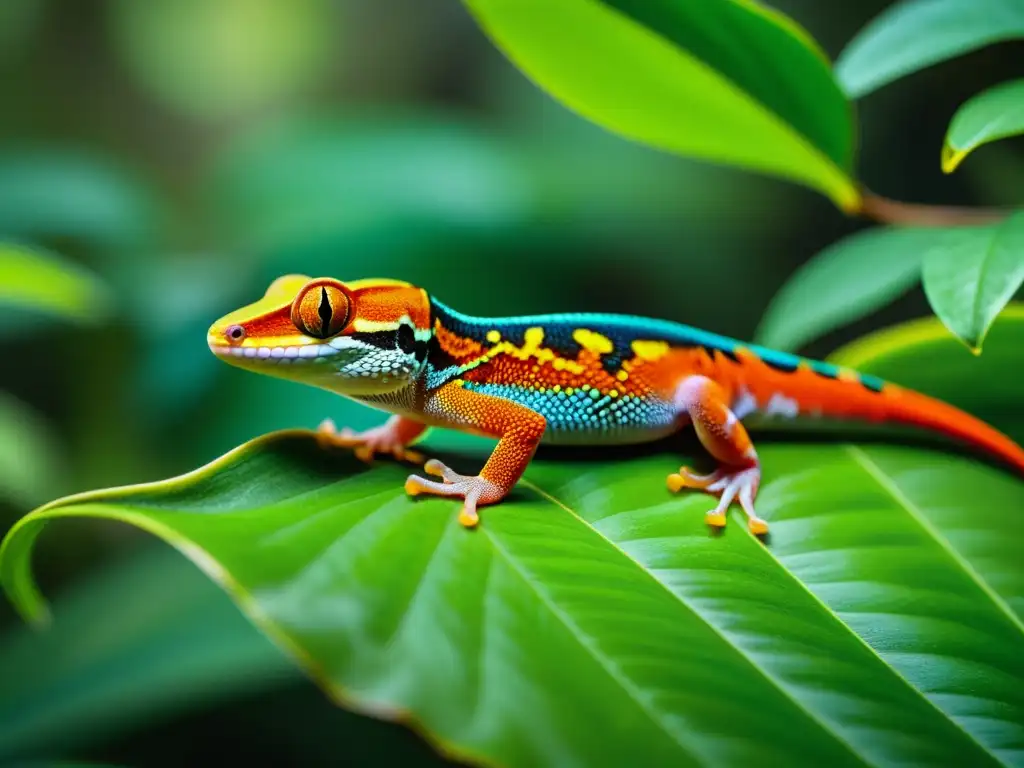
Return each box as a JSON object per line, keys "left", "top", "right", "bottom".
{"left": 858, "top": 190, "right": 1010, "bottom": 227}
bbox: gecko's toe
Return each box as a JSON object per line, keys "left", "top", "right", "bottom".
{"left": 405, "top": 468, "right": 503, "bottom": 528}
{"left": 706, "top": 511, "right": 728, "bottom": 528}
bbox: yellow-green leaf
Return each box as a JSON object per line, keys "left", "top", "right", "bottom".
{"left": 943, "top": 79, "right": 1024, "bottom": 173}
{"left": 0, "top": 243, "right": 112, "bottom": 325}
{"left": 461, "top": 0, "right": 860, "bottom": 211}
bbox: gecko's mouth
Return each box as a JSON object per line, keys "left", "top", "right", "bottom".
{"left": 208, "top": 341, "right": 342, "bottom": 364}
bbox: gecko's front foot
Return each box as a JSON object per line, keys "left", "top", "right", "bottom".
{"left": 667, "top": 464, "right": 768, "bottom": 535}
{"left": 316, "top": 418, "right": 425, "bottom": 465}
{"left": 405, "top": 459, "right": 504, "bottom": 528}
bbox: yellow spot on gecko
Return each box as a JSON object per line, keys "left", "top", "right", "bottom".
{"left": 631, "top": 339, "right": 669, "bottom": 361}
{"left": 572, "top": 328, "right": 614, "bottom": 355}
{"left": 524, "top": 327, "right": 545, "bottom": 348}
{"left": 486, "top": 329, "right": 501, "bottom": 343}
{"left": 609, "top": 389, "right": 619, "bottom": 398}
{"left": 616, "top": 370, "right": 628, "bottom": 382}
{"left": 837, "top": 367, "right": 859, "bottom": 383}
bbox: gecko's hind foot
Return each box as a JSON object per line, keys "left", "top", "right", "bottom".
{"left": 405, "top": 459, "right": 504, "bottom": 528}
{"left": 316, "top": 418, "right": 424, "bottom": 465}
{"left": 667, "top": 464, "right": 769, "bottom": 535}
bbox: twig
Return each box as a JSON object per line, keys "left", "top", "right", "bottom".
{"left": 858, "top": 189, "right": 1009, "bottom": 227}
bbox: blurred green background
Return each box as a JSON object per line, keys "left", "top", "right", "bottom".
{"left": 0, "top": 0, "right": 1022, "bottom": 765}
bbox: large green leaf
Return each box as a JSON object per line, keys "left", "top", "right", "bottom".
{"left": 754, "top": 226, "right": 955, "bottom": 352}
{"left": 0, "top": 545, "right": 296, "bottom": 762}
{"left": 0, "top": 243, "right": 112, "bottom": 327}
{"left": 460, "top": 0, "right": 859, "bottom": 211}
{"left": 836, "top": 0, "right": 1024, "bottom": 99}
{"left": 943, "top": 79, "right": 1024, "bottom": 173}
{"left": 921, "top": 213, "right": 1024, "bottom": 352}
{"left": 4, "top": 313, "right": 1024, "bottom": 766}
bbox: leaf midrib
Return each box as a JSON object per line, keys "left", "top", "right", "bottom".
{"left": 517, "top": 477, "right": 872, "bottom": 767}
{"left": 846, "top": 445, "right": 1024, "bottom": 637}
{"left": 480, "top": 526, "right": 706, "bottom": 767}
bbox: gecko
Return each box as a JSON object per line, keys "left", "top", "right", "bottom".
{"left": 207, "top": 274, "right": 1024, "bottom": 534}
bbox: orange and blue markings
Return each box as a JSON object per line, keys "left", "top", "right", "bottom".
{"left": 207, "top": 276, "right": 1024, "bottom": 535}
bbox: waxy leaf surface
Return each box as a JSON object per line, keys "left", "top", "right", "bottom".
{"left": 755, "top": 226, "right": 954, "bottom": 352}
{"left": 836, "top": 0, "right": 1024, "bottom": 98}
{"left": 943, "top": 79, "right": 1024, "bottom": 173}
{"left": 921, "top": 214, "right": 1024, "bottom": 352}
{"left": 461, "top": 0, "right": 859, "bottom": 211}
{"left": 4, "top": 313, "right": 1024, "bottom": 767}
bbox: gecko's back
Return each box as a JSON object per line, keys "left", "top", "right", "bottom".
{"left": 424, "top": 299, "right": 880, "bottom": 445}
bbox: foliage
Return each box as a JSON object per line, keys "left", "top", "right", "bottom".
{"left": 466, "top": 0, "right": 1024, "bottom": 352}
{"left": 943, "top": 79, "right": 1024, "bottom": 173}
{"left": 834, "top": 0, "right": 1024, "bottom": 98}
{"left": 0, "top": 242, "right": 112, "bottom": 330}
{"left": 462, "top": 0, "right": 858, "bottom": 210}
{"left": 5, "top": 305, "right": 1024, "bottom": 767}
{"left": 753, "top": 226, "right": 950, "bottom": 352}
{"left": 921, "top": 214, "right": 1024, "bottom": 352}
{"left": 2, "top": 1, "right": 1024, "bottom": 766}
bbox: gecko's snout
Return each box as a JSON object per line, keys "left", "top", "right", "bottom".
{"left": 207, "top": 322, "right": 245, "bottom": 357}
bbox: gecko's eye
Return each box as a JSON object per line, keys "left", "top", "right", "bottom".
{"left": 225, "top": 325, "right": 245, "bottom": 343}
{"left": 291, "top": 280, "right": 350, "bottom": 339}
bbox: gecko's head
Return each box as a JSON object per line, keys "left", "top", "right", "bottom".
{"left": 207, "top": 275, "right": 432, "bottom": 395}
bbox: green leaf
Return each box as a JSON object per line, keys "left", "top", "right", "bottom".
{"left": 6, "top": 317, "right": 1024, "bottom": 765}
{"left": 943, "top": 79, "right": 1024, "bottom": 173}
{"left": 836, "top": 0, "right": 1024, "bottom": 99}
{"left": 754, "top": 226, "right": 953, "bottom": 352}
{"left": 460, "top": 0, "right": 860, "bottom": 211}
{"left": 0, "top": 150, "right": 161, "bottom": 251}
{"left": 0, "top": 242, "right": 113, "bottom": 327}
{"left": 0, "top": 544, "right": 296, "bottom": 762}
{"left": 921, "top": 213, "right": 1024, "bottom": 352}
{"left": 0, "top": 391, "right": 66, "bottom": 510}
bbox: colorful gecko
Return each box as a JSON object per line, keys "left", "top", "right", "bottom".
{"left": 207, "top": 275, "right": 1024, "bottom": 534}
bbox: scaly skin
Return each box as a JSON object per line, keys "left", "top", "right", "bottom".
{"left": 208, "top": 274, "right": 1024, "bottom": 534}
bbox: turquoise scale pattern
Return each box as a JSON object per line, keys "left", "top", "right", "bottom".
{"left": 457, "top": 380, "right": 678, "bottom": 443}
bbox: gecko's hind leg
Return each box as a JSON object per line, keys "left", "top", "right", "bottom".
{"left": 667, "top": 376, "right": 770, "bottom": 535}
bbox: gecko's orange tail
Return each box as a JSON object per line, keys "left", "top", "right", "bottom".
{"left": 745, "top": 354, "right": 1024, "bottom": 474}
{"left": 875, "top": 384, "right": 1024, "bottom": 474}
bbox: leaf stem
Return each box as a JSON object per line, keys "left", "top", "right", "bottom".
{"left": 858, "top": 190, "right": 1008, "bottom": 227}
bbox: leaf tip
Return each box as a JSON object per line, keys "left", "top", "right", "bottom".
{"left": 941, "top": 144, "right": 966, "bottom": 174}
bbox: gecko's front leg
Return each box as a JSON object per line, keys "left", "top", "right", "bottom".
{"left": 404, "top": 382, "right": 547, "bottom": 528}
{"left": 317, "top": 414, "right": 428, "bottom": 465}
